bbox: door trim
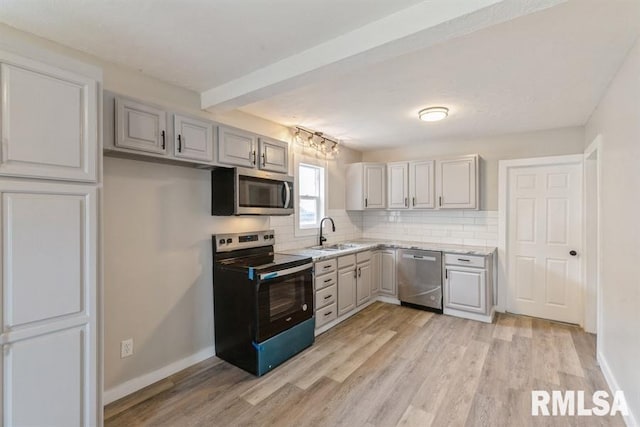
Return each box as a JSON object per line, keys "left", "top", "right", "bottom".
{"left": 497, "top": 154, "right": 584, "bottom": 319}
{"left": 583, "top": 135, "right": 602, "bottom": 337}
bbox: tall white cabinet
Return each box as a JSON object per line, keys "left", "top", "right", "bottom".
{"left": 0, "top": 49, "right": 101, "bottom": 426}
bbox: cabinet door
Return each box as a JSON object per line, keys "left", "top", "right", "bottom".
{"left": 0, "top": 54, "right": 97, "bottom": 182}
{"left": 217, "top": 126, "right": 257, "bottom": 168}
{"left": 356, "top": 262, "right": 372, "bottom": 306}
{"left": 364, "top": 164, "right": 386, "bottom": 209}
{"left": 371, "top": 252, "right": 381, "bottom": 295}
{"left": 387, "top": 162, "right": 409, "bottom": 209}
{"left": 380, "top": 250, "right": 397, "bottom": 295}
{"left": 437, "top": 156, "right": 478, "bottom": 209}
{"left": 444, "top": 267, "right": 486, "bottom": 314}
{"left": 115, "top": 97, "right": 167, "bottom": 155}
{"left": 337, "top": 267, "right": 356, "bottom": 316}
{"left": 173, "top": 114, "right": 214, "bottom": 162}
{"left": 259, "top": 138, "right": 288, "bottom": 173}
{"left": 410, "top": 160, "right": 435, "bottom": 209}
{"left": 0, "top": 179, "right": 98, "bottom": 426}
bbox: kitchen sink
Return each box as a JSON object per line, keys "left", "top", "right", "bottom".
{"left": 310, "top": 243, "right": 358, "bottom": 251}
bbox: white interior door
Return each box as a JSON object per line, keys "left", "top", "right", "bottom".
{"left": 506, "top": 160, "right": 582, "bottom": 323}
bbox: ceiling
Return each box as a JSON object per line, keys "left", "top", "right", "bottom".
{"left": 0, "top": 0, "right": 425, "bottom": 91}
{"left": 1, "top": 0, "right": 639, "bottom": 150}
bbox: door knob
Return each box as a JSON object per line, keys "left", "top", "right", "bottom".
{"left": 569, "top": 250, "right": 577, "bottom": 256}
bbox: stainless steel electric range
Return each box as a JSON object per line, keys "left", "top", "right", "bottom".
{"left": 212, "top": 230, "right": 314, "bottom": 376}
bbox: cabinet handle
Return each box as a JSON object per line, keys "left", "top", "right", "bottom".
{"left": 324, "top": 295, "right": 332, "bottom": 300}
{"left": 262, "top": 151, "right": 266, "bottom": 167}
{"left": 439, "top": 196, "right": 442, "bottom": 207}
{"left": 358, "top": 267, "right": 362, "bottom": 277}
{"left": 404, "top": 197, "right": 408, "bottom": 207}
{"left": 161, "top": 130, "right": 166, "bottom": 150}
{"left": 365, "top": 198, "right": 368, "bottom": 208}
{"left": 354, "top": 269, "right": 357, "bottom": 278}
{"left": 445, "top": 269, "right": 448, "bottom": 279}
{"left": 177, "top": 134, "right": 182, "bottom": 152}
{"left": 324, "top": 278, "right": 332, "bottom": 283}
{"left": 323, "top": 265, "right": 332, "bottom": 270}
{"left": 324, "top": 311, "right": 333, "bottom": 316}
{"left": 412, "top": 197, "right": 415, "bottom": 207}
{"left": 458, "top": 258, "right": 471, "bottom": 262}
{"left": 252, "top": 150, "right": 257, "bottom": 165}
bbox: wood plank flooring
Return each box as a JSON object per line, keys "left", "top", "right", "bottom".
{"left": 105, "top": 303, "right": 624, "bottom": 427}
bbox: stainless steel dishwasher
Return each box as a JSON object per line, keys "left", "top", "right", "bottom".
{"left": 397, "top": 249, "right": 443, "bottom": 311}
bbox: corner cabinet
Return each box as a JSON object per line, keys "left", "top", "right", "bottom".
{"left": 436, "top": 155, "right": 478, "bottom": 209}
{"left": 0, "top": 48, "right": 101, "bottom": 426}
{"left": 346, "top": 163, "right": 386, "bottom": 210}
{"left": 173, "top": 114, "right": 214, "bottom": 162}
{"left": 0, "top": 51, "right": 98, "bottom": 182}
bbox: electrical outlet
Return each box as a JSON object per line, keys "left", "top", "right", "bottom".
{"left": 121, "top": 338, "right": 134, "bottom": 358}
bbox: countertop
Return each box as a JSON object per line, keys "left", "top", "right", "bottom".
{"left": 281, "top": 238, "right": 496, "bottom": 261}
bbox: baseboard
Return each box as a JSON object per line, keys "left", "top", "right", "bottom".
{"left": 103, "top": 345, "right": 215, "bottom": 406}
{"left": 597, "top": 350, "right": 638, "bottom": 427}
{"left": 376, "top": 295, "right": 400, "bottom": 305}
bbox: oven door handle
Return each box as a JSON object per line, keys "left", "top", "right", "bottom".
{"left": 259, "top": 263, "right": 313, "bottom": 281}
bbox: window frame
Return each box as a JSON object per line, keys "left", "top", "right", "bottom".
{"left": 294, "top": 155, "right": 327, "bottom": 237}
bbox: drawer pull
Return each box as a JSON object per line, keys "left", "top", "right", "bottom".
{"left": 324, "top": 278, "right": 332, "bottom": 283}
{"left": 324, "top": 294, "right": 332, "bottom": 300}
{"left": 285, "top": 317, "right": 292, "bottom": 322}
{"left": 324, "top": 311, "right": 332, "bottom": 316}
{"left": 458, "top": 258, "right": 471, "bottom": 262}
{"left": 323, "top": 265, "right": 332, "bottom": 269}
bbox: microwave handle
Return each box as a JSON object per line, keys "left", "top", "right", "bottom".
{"left": 283, "top": 182, "right": 291, "bottom": 208}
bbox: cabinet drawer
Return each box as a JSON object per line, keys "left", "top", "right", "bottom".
{"left": 316, "top": 303, "right": 337, "bottom": 328}
{"left": 338, "top": 254, "right": 356, "bottom": 269}
{"left": 444, "top": 253, "right": 485, "bottom": 268}
{"left": 356, "top": 250, "right": 371, "bottom": 263}
{"left": 315, "top": 271, "right": 337, "bottom": 291}
{"left": 316, "top": 284, "right": 337, "bottom": 309}
{"left": 315, "top": 258, "right": 337, "bottom": 275}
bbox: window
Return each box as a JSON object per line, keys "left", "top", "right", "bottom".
{"left": 298, "top": 163, "right": 325, "bottom": 230}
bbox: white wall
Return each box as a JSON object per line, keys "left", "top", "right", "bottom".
{"left": 361, "top": 127, "right": 585, "bottom": 210}
{"left": 584, "top": 38, "right": 640, "bottom": 426}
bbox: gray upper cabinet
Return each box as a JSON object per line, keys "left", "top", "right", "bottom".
{"left": 0, "top": 52, "right": 98, "bottom": 182}
{"left": 258, "top": 137, "right": 289, "bottom": 173}
{"left": 173, "top": 114, "right": 214, "bottom": 163}
{"left": 436, "top": 155, "right": 478, "bottom": 209}
{"left": 410, "top": 160, "right": 435, "bottom": 209}
{"left": 217, "top": 125, "right": 258, "bottom": 168}
{"left": 115, "top": 97, "right": 167, "bottom": 155}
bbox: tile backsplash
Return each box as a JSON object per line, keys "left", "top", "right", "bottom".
{"left": 270, "top": 209, "right": 363, "bottom": 252}
{"left": 361, "top": 210, "right": 498, "bottom": 247}
{"left": 270, "top": 209, "right": 498, "bottom": 252}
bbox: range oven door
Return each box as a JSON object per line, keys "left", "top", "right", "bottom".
{"left": 256, "top": 263, "right": 313, "bottom": 342}
{"left": 236, "top": 168, "right": 294, "bottom": 216}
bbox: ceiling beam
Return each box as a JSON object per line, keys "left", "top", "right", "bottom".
{"left": 201, "top": 0, "right": 565, "bottom": 111}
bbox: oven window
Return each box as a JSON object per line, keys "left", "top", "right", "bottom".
{"left": 269, "top": 276, "right": 304, "bottom": 321}
{"left": 238, "top": 176, "right": 288, "bottom": 208}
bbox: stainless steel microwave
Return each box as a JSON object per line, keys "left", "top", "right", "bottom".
{"left": 211, "top": 167, "right": 294, "bottom": 216}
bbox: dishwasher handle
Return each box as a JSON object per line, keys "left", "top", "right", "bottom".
{"left": 401, "top": 254, "right": 437, "bottom": 262}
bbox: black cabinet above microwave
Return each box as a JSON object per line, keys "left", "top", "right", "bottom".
{"left": 212, "top": 167, "right": 295, "bottom": 216}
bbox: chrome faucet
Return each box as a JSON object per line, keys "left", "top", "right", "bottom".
{"left": 319, "top": 217, "right": 336, "bottom": 246}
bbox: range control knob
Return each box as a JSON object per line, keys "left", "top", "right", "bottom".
{"left": 264, "top": 235, "right": 269, "bottom": 240}
{"left": 226, "top": 238, "right": 233, "bottom": 244}
{"left": 219, "top": 239, "right": 225, "bottom": 245}
{"left": 269, "top": 234, "right": 274, "bottom": 239}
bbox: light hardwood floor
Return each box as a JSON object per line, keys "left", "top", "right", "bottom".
{"left": 105, "top": 302, "right": 624, "bottom": 427}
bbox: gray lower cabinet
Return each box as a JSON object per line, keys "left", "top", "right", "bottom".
{"left": 115, "top": 97, "right": 167, "bottom": 155}
{"left": 337, "top": 266, "right": 356, "bottom": 316}
{"left": 173, "top": 114, "right": 214, "bottom": 162}
{"left": 444, "top": 267, "right": 486, "bottom": 313}
{"left": 356, "top": 261, "right": 372, "bottom": 306}
{"left": 371, "top": 251, "right": 381, "bottom": 295}
{"left": 380, "top": 250, "right": 397, "bottom": 296}
{"left": 443, "top": 253, "right": 494, "bottom": 322}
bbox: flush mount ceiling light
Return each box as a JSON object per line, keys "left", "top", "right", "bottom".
{"left": 418, "top": 106, "right": 449, "bottom": 122}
